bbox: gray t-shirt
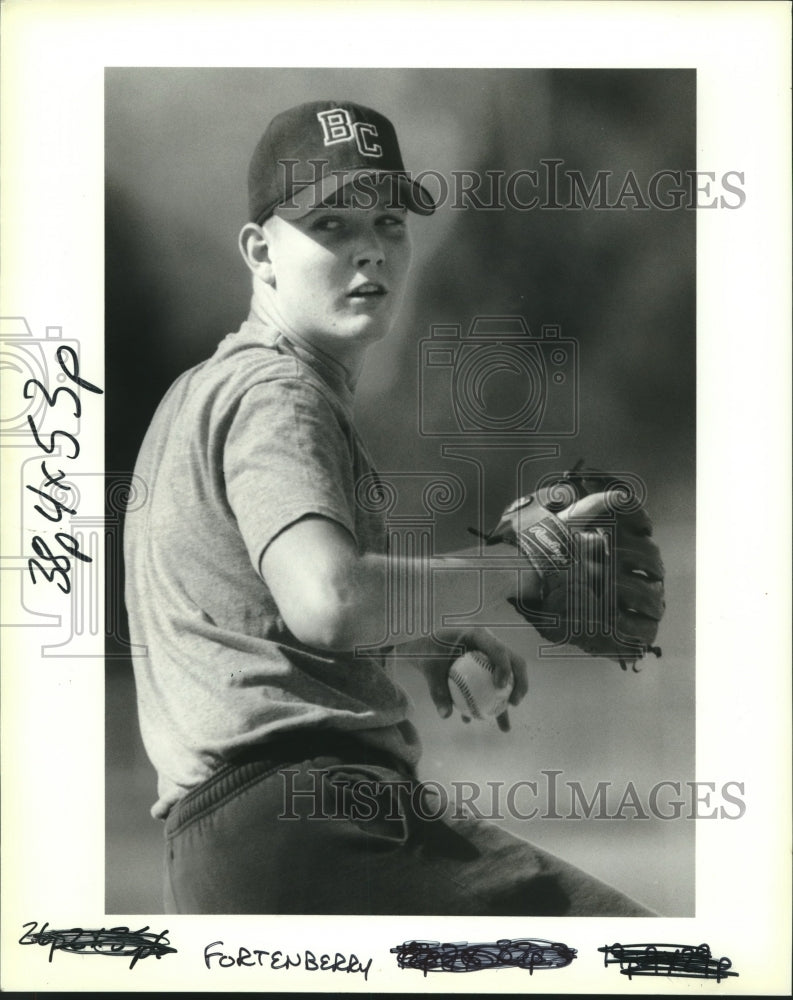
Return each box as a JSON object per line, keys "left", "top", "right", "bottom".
{"left": 124, "top": 307, "right": 421, "bottom": 819}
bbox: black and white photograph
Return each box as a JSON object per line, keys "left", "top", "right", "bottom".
{"left": 1, "top": 1, "right": 790, "bottom": 994}
{"left": 106, "top": 67, "right": 695, "bottom": 919}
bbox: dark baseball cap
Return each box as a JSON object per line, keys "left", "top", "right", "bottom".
{"left": 248, "top": 100, "right": 436, "bottom": 223}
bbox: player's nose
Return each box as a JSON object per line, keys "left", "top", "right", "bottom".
{"left": 352, "top": 244, "right": 385, "bottom": 268}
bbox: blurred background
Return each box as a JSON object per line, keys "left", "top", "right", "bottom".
{"left": 106, "top": 68, "right": 695, "bottom": 915}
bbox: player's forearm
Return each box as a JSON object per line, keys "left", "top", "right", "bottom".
{"left": 328, "top": 545, "right": 541, "bottom": 650}
{"left": 261, "top": 516, "right": 541, "bottom": 653}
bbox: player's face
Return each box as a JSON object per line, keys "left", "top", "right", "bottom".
{"left": 263, "top": 183, "right": 413, "bottom": 368}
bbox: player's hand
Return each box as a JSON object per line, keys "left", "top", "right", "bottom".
{"left": 554, "top": 489, "right": 666, "bottom": 660}
{"left": 485, "top": 467, "right": 665, "bottom": 669}
{"left": 404, "top": 627, "right": 528, "bottom": 733}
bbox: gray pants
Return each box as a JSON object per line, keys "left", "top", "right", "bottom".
{"left": 163, "top": 736, "right": 652, "bottom": 916}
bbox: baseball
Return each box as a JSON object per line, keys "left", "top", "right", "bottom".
{"left": 447, "top": 651, "right": 514, "bottom": 720}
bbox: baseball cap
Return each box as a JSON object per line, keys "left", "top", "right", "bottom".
{"left": 248, "top": 100, "right": 436, "bottom": 223}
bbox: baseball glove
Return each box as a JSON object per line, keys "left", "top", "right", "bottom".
{"left": 474, "top": 462, "right": 665, "bottom": 670}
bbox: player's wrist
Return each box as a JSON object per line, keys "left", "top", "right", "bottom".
{"left": 430, "top": 549, "right": 543, "bottom": 622}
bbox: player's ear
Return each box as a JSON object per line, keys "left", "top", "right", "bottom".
{"left": 238, "top": 222, "right": 275, "bottom": 286}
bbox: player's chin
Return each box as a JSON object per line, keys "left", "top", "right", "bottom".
{"left": 341, "top": 313, "right": 394, "bottom": 343}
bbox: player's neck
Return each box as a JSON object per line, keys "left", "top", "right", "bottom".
{"left": 250, "top": 286, "right": 365, "bottom": 391}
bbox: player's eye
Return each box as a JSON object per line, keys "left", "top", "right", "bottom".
{"left": 309, "top": 215, "right": 344, "bottom": 232}
{"left": 376, "top": 213, "right": 407, "bottom": 229}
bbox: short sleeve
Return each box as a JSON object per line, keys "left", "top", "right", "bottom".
{"left": 223, "top": 377, "right": 357, "bottom": 575}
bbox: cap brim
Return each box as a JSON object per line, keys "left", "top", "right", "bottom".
{"left": 274, "top": 169, "right": 436, "bottom": 220}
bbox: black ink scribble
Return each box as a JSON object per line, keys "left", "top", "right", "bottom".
{"left": 19, "top": 921, "right": 177, "bottom": 970}
{"left": 391, "top": 938, "right": 576, "bottom": 976}
{"left": 598, "top": 942, "right": 738, "bottom": 981}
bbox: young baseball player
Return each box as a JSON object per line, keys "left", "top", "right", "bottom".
{"left": 124, "top": 100, "right": 663, "bottom": 915}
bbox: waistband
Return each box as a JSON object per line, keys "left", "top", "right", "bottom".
{"left": 165, "top": 729, "right": 414, "bottom": 837}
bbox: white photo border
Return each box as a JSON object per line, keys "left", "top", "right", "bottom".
{"left": 1, "top": 0, "right": 790, "bottom": 994}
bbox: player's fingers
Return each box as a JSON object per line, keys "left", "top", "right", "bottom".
{"left": 616, "top": 611, "right": 660, "bottom": 648}
{"left": 467, "top": 630, "right": 514, "bottom": 693}
{"left": 618, "top": 577, "right": 666, "bottom": 621}
{"left": 495, "top": 709, "right": 511, "bottom": 733}
{"left": 568, "top": 554, "right": 665, "bottom": 621}
{"left": 573, "top": 529, "right": 664, "bottom": 588}
{"left": 424, "top": 666, "right": 454, "bottom": 719}
{"left": 615, "top": 506, "right": 654, "bottom": 537}
{"left": 508, "top": 649, "right": 529, "bottom": 706}
{"left": 619, "top": 538, "right": 665, "bottom": 581}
